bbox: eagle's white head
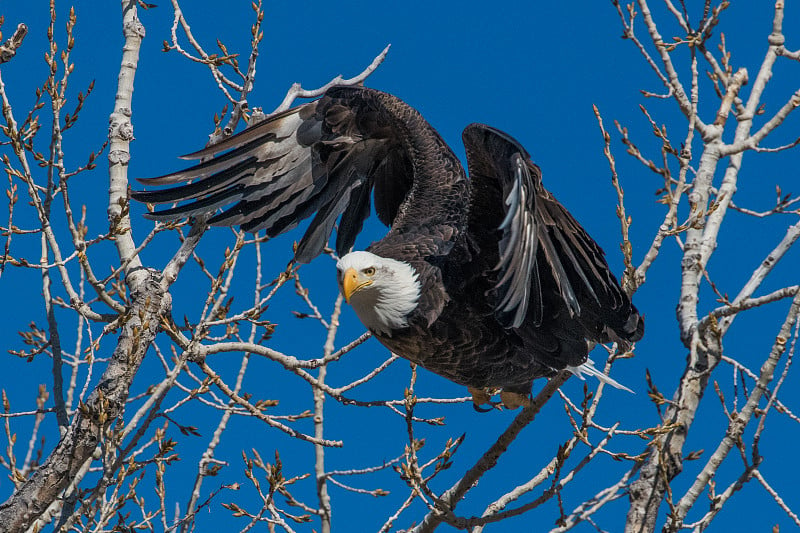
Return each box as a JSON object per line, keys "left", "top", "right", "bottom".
{"left": 336, "top": 251, "right": 421, "bottom": 336}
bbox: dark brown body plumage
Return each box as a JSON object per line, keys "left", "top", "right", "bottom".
{"left": 133, "top": 87, "right": 643, "bottom": 394}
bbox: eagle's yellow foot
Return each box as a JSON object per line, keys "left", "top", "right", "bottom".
{"left": 500, "top": 391, "right": 531, "bottom": 410}
{"left": 467, "top": 387, "right": 501, "bottom": 412}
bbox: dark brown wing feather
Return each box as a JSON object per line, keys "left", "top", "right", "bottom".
{"left": 462, "top": 123, "right": 643, "bottom": 349}
{"left": 133, "top": 87, "right": 417, "bottom": 263}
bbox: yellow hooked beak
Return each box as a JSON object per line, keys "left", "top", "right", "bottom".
{"left": 341, "top": 267, "right": 373, "bottom": 304}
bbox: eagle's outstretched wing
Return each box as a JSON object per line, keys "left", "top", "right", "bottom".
{"left": 133, "top": 87, "right": 418, "bottom": 263}
{"left": 462, "top": 124, "right": 642, "bottom": 345}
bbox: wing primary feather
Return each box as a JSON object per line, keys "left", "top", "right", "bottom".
{"left": 498, "top": 174, "right": 520, "bottom": 231}
{"left": 529, "top": 258, "right": 543, "bottom": 326}
{"left": 494, "top": 204, "right": 521, "bottom": 270}
{"left": 551, "top": 229, "right": 601, "bottom": 304}
{"left": 210, "top": 182, "right": 311, "bottom": 229}
{"left": 142, "top": 183, "right": 250, "bottom": 221}
{"left": 178, "top": 106, "right": 309, "bottom": 160}
{"left": 495, "top": 211, "right": 535, "bottom": 327}
{"left": 133, "top": 158, "right": 260, "bottom": 204}
{"left": 139, "top": 136, "right": 284, "bottom": 187}
{"left": 295, "top": 180, "right": 362, "bottom": 263}
{"left": 335, "top": 179, "right": 373, "bottom": 256}
{"left": 539, "top": 227, "right": 581, "bottom": 316}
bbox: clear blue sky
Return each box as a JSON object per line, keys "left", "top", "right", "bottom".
{"left": 1, "top": 1, "right": 799, "bottom": 531}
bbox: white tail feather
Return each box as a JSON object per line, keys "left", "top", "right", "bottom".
{"left": 566, "top": 359, "right": 633, "bottom": 393}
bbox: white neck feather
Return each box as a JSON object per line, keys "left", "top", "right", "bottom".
{"left": 337, "top": 252, "right": 421, "bottom": 336}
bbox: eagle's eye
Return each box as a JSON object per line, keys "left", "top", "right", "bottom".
{"left": 362, "top": 267, "right": 376, "bottom": 276}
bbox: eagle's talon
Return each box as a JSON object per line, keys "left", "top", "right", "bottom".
{"left": 467, "top": 386, "right": 492, "bottom": 408}
{"left": 468, "top": 386, "right": 505, "bottom": 412}
{"left": 500, "top": 391, "right": 531, "bottom": 410}
{"left": 472, "top": 402, "right": 495, "bottom": 413}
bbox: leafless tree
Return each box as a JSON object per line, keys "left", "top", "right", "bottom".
{"left": 0, "top": 1, "right": 798, "bottom": 532}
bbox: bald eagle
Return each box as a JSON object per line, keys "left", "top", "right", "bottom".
{"left": 133, "top": 87, "right": 643, "bottom": 408}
